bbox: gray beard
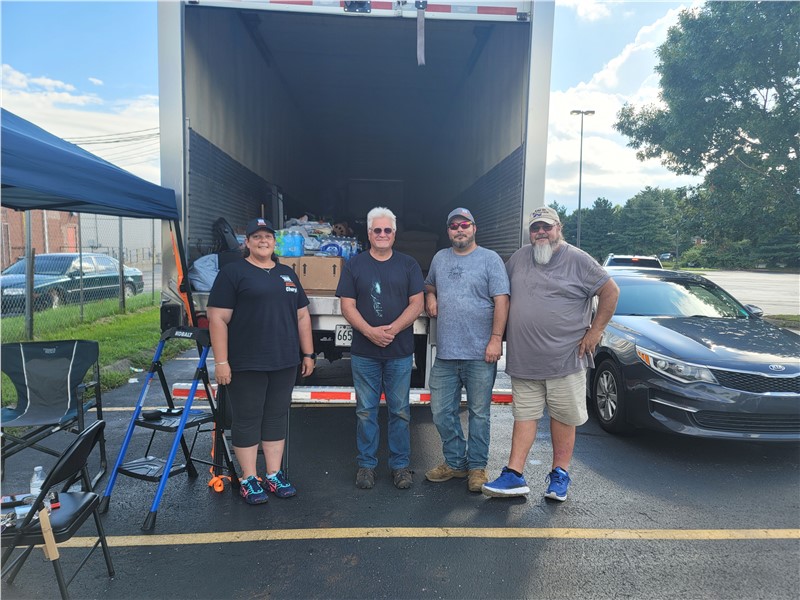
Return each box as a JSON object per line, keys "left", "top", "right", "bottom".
{"left": 451, "top": 233, "right": 475, "bottom": 250}
{"left": 533, "top": 241, "right": 555, "bottom": 264}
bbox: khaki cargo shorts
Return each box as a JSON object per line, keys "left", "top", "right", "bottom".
{"left": 510, "top": 370, "right": 588, "bottom": 426}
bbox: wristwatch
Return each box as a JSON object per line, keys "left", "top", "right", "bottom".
{"left": 302, "top": 353, "right": 317, "bottom": 360}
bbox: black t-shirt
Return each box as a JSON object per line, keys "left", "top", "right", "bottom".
{"left": 207, "top": 259, "right": 309, "bottom": 371}
{"left": 335, "top": 250, "right": 424, "bottom": 359}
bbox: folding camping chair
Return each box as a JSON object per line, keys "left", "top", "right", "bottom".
{"left": 1, "top": 420, "right": 115, "bottom": 600}
{"left": 1, "top": 340, "right": 107, "bottom": 489}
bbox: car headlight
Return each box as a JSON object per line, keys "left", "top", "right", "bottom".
{"left": 635, "top": 346, "right": 718, "bottom": 384}
{"left": 3, "top": 288, "right": 25, "bottom": 296}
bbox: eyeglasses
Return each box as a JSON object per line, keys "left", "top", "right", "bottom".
{"left": 250, "top": 233, "right": 274, "bottom": 241}
{"left": 529, "top": 223, "right": 554, "bottom": 233}
{"left": 448, "top": 221, "right": 472, "bottom": 231}
{"left": 371, "top": 227, "right": 394, "bottom": 235}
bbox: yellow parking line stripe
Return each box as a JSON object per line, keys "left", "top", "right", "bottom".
{"left": 59, "top": 527, "right": 800, "bottom": 548}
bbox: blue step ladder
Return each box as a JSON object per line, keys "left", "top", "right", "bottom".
{"left": 99, "top": 327, "right": 238, "bottom": 530}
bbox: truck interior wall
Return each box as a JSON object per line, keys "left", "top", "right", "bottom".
{"left": 184, "top": 7, "right": 316, "bottom": 226}
{"left": 185, "top": 6, "right": 529, "bottom": 255}
{"left": 427, "top": 23, "right": 529, "bottom": 214}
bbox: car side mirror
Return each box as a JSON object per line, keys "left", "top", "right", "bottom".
{"left": 67, "top": 269, "right": 80, "bottom": 278}
{"left": 744, "top": 304, "right": 763, "bottom": 318}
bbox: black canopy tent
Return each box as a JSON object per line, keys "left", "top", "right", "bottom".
{"left": 1, "top": 108, "right": 195, "bottom": 324}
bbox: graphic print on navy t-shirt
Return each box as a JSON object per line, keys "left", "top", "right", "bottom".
{"left": 281, "top": 274, "right": 297, "bottom": 293}
{"left": 371, "top": 280, "right": 383, "bottom": 317}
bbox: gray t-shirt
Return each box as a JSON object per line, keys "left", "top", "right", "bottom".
{"left": 425, "top": 246, "right": 510, "bottom": 360}
{"left": 505, "top": 243, "right": 609, "bottom": 380}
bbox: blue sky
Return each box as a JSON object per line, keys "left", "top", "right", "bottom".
{"left": 1, "top": 0, "right": 702, "bottom": 212}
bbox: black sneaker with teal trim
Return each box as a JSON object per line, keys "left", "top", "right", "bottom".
{"left": 239, "top": 475, "right": 269, "bottom": 505}
{"left": 265, "top": 470, "right": 297, "bottom": 498}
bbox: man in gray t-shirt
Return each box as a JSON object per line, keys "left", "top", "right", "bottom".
{"left": 483, "top": 207, "right": 619, "bottom": 502}
{"left": 424, "top": 208, "right": 509, "bottom": 493}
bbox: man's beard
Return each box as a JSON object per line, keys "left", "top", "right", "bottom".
{"left": 451, "top": 233, "right": 475, "bottom": 250}
{"left": 532, "top": 236, "right": 561, "bottom": 264}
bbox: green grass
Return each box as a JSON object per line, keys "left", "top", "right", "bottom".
{"left": 1, "top": 296, "right": 195, "bottom": 406}
{"left": 763, "top": 314, "right": 800, "bottom": 329}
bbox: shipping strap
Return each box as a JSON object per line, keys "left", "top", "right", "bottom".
{"left": 417, "top": 2, "right": 426, "bottom": 66}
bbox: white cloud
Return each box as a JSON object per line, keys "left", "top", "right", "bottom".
{"left": 88, "top": 77, "right": 104, "bottom": 86}
{"left": 544, "top": 5, "right": 702, "bottom": 212}
{"left": 2, "top": 64, "right": 161, "bottom": 184}
{"left": 557, "top": 0, "right": 613, "bottom": 22}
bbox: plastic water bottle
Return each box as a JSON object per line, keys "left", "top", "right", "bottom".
{"left": 30, "top": 466, "right": 46, "bottom": 497}
{"left": 274, "top": 229, "right": 286, "bottom": 256}
{"left": 293, "top": 231, "right": 305, "bottom": 256}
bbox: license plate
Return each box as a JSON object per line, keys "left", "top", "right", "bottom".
{"left": 334, "top": 324, "right": 353, "bottom": 347}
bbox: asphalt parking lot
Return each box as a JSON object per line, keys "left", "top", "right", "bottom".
{"left": 2, "top": 270, "right": 798, "bottom": 599}
{"left": 2, "top": 348, "right": 799, "bottom": 600}
{"left": 697, "top": 270, "right": 800, "bottom": 315}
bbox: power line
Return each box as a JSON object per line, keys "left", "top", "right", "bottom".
{"left": 64, "top": 127, "right": 159, "bottom": 142}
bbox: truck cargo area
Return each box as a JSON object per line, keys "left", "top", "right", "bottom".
{"left": 158, "top": 1, "right": 553, "bottom": 389}
{"left": 174, "top": 4, "right": 534, "bottom": 259}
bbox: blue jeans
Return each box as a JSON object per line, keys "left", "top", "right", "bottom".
{"left": 428, "top": 358, "right": 497, "bottom": 470}
{"left": 351, "top": 354, "right": 413, "bottom": 470}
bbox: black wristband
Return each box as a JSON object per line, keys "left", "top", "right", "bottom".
{"left": 302, "top": 353, "right": 317, "bottom": 360}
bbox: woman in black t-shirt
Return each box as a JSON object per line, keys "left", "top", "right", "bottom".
{"left": 208, "top": 218, "right": 316, "bottom": 505}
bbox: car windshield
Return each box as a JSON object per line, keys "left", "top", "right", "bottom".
{"left": 614, "top": 278, "right": 750, "bottom": 318}
{"left": 2, "top": 255, "right": 75, "bottom": 276}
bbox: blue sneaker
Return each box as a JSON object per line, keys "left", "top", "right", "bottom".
{"left": 544, "top": 467, "right": 570, "bottom": 501}
{"left": 239, "top": 475, "right": 269, "bottom": 505}
{"left": 481, "top": 467, "right": 530, "bottom": 498}
{"left": 265, "top": 470, "right": 297, "bottom": 498}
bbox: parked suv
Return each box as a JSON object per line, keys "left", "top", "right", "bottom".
{"left": 603, "top": 254, "right": 662, "bottom": 268}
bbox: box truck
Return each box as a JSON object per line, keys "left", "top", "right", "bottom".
{"left": 158, "top": 0, "right": 554, "bottom": 390}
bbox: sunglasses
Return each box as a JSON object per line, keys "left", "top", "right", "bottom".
{"left": 530, "top": 223, "right": 554, "bottom": 232}
{"left": 448, "top": 221, "right": 472, "bottom": 231}
{"left": 371, "top": 227, "right": 394, "bottom": 235}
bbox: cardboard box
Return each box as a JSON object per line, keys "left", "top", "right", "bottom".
{"left": 293, "top": 256, "right": 345, "bottom": 291}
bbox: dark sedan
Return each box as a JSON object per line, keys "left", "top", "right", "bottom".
{"left": 1, "top": 253, "right": 144, "bottom": 313}
{"left": 590, "top": 268, "right": 800, "bottom": 441}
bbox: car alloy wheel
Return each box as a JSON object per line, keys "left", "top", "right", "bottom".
{"left": 593, "top": 359, "right": 631, "bottom": 433}
{"left": 124, "top": 283, "right": 136, "bottom": 298}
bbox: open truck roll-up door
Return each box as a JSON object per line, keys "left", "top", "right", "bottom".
{"left": 157, "top": 0, "right": 554, "bottom": 392}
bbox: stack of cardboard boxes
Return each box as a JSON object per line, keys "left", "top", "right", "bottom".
{"left": 284, "top": 256, "right": 345, "bottom": 292}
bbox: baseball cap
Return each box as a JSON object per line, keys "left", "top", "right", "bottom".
{"left": 528, "top": 207, "right": 561, "bottom": 226}
{"left": 446, "top": 207, "right": 475, "bottom": 224}
{"left": 245, "top": 218, "right": 276, "bottom": 236}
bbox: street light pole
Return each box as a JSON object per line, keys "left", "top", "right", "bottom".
{"left": 570, "top": 109, "right": 595, "bottom": 248}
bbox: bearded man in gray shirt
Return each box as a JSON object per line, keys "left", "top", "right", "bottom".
{"left": 482, "top": 207, "right": 619, "bottom": 502}
{"left": 424, "top": 208, "right": 510, "bottom": 493}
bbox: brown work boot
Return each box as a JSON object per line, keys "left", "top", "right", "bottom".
{"left": 356, "top": 467, "right": 375, "bottom": 489}
{"left": 392, "top": 467, "right": 413, "bottom": 489}
{"left": 468, "top": 468, "right": 488, "bottom": 493}
{"left": 425, "top": 463, "right": 468, "bottom": 482}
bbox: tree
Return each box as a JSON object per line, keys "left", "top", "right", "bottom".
{"left": 615, "top": 1, "right": 800, "bottom": 246}
{"left": 617, "top": 187, "right": 676, "bottom": 255}
{"left": 577, "top": 198, "right": 618, "bottom": 261}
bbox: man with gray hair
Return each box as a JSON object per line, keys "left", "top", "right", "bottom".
{"left": 483, "top": 206, "right": 619, "bottom": 501}
{"left": 336, "top": 207, "right": 425, "bottom": 490}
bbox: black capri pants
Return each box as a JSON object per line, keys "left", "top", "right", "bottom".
{"left": 225, "top": 366, "right": 296, "bottom": 447}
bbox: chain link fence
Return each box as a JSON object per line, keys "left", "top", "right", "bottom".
{"left": 1, "top": 208, "right": 162, "bottom": 342}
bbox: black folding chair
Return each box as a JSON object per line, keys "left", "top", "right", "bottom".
{"left": 1, "top": 340, "right": 107, "bottom": 488}
{"left": 1, "top": 420, "right": 115, "bottom": 600}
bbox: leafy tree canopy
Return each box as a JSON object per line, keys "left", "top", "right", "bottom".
{"left": 614, "top": 1, "right": 799, "bottom": 243}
